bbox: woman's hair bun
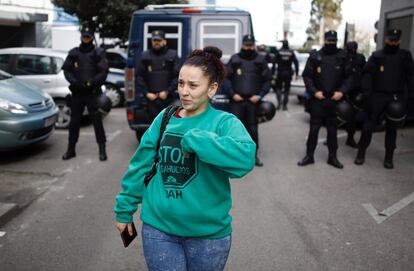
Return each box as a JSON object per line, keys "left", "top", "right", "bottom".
{"left": 203, "top": 46, "right": 222, "bottom": 59}
{"left": 183, "top": 46, "right": 226, "bottom": 85}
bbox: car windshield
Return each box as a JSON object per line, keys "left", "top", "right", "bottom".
{"left": 0, "top": 69, "right": 12, "bottom": 80}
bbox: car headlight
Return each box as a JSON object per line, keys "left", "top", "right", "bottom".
{"left": 0, "top": 98, "right": 28, "bottom": 114}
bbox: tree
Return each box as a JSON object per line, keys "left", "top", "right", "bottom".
{"left": 52, "top": 0, "right": 186, "bottom": 43}
{"left": 304, "top": 0, "right": 343, "bottom": 49}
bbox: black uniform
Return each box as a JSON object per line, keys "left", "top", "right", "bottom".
{"left": 257, "top": 45, "right": 276, "bottom": 74}
{"left": 275, "top": 42, "right": 299, "bottom": 110}
{"left": 299, "top": 43, "right": 352, "bottom": 168}
{"left": 136, "top": 47, "right": 179, "bottom": 121}
{"left": 62, "top": 41, "right": 109, "bottom": 158}
{"left": 227, "top": 49, "right": 272, "bottom": 152}
{"left": 355, "top": 43, "right": 414, "bottom": 168}
{"left": 344, "top": 42, "right": 366, "bottom": 147}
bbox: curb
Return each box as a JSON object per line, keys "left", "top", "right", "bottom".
{"left": 0, "top": 202, "right": 18, "bottom": 228}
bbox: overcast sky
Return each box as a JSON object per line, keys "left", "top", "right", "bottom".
{"left": 202, "top": 0, "right": 382, "bottom": 47}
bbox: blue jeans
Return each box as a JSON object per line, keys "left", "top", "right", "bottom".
{"left": 141, "top": 223, "right": 231, "bottom": 271}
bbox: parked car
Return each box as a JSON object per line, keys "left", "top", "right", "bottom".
{"left": 0, "top": 47, "right": 125, "bottom": 129}
{"left": 125, "top": 4, "right": 256, "bottom": 140}
{"left": 0, "top": 69, "right": 58, "bottom": 151}
{"left": 104, "top": 48, "right": 127, "bottom": 107}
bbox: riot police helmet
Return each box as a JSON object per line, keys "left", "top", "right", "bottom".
{"left": 385, "top": 100, "right": 406, "bottom": 128}
{"left": 351, "top": 93, "right": 365, "bottom": 111}
{"left": 256, "top": 100, "right": 276, "bottom": 123}
{"left": 93, "top": 92, "right": 112, "bottom": 116}
{"left": 336, "top": 100, "right": 354, "bottom": 123}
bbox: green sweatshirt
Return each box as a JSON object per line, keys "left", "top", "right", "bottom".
{"left": 114, "top": 105, "right": 256, "bottom": 238}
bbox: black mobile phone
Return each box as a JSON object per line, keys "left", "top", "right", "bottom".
{"left": 120, "top": 222, "right": 137, "bottom": 248}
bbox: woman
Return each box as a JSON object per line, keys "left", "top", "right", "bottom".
{"left": 114, "top": 46, "right": 256, "bottom": 271}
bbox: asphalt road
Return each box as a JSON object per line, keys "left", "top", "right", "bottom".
{"left": 0, "top": 97, "right": 413, "bottom": 271}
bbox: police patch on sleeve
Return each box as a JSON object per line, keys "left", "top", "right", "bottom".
{"left": 159, "top": 133, "right": 198, "bottom": 189}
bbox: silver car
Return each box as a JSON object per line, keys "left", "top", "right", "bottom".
{"left": 0, "top": 47, "right": 124, "bottom": 129}
{"left": 0, "top": 70, "right": 58, "bottom": 151}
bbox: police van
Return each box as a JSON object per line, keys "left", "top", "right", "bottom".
{"left": 124, "top": 4, "right": 255, "bottom": 140}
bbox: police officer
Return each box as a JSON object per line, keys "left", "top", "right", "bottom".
{"left": 275, "top": 40, "right": 299, "bottom": 111}
{"left": 227, "top": 34, "right": 272, "bottom": 167}
{"left": 354, "top": 29, "right": 414, "bottom": 169}
{"left": 62, "top": 26, "right": 109, "bottom": 161}
{"left": 344, "top": 41, "right": 366, "bottom": 148}
{"left": 257, "top": 44, "right": 277, "bottom": 74}
{"left": 298, "top": 31, "right": 352, "bottom": 169}
{"left": 136, "top": 30, "right": 179, "bottom": 121}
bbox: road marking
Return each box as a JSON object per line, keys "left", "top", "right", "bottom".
{"left": 107, "top": 130, "right": 122, "bottom": 142}
{"left": 362, "top": 191, "right": 414, "bottom": 224}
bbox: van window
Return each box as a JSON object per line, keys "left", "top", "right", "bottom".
{"left": 15, "top": 55, "right": 53, "bottom": 75}
{"left": 386, "top": 15, "right": 413, "bottom": 50}
{"left": 143, "top": 22, "right": 182, "bottom": 57}
{"left": 199, "top": 21, "right": 240, "bottom": 62}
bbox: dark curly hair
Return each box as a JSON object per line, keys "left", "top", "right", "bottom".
{"left": 182, "top": 46, "right": 227, "bottom": 86}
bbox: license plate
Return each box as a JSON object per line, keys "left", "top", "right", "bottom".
{"left": 44, "top": 115, "right": 57, "bottom": 127}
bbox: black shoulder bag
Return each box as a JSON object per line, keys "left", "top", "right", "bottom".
{"left": 144, "top": 105, "right": 179, "bottom": 187}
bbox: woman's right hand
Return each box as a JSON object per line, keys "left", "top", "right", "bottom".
{"left": 116, "top": 222, "right": 134, "bottom": 235}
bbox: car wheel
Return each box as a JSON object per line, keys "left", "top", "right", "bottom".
{"left": 102, "top": 83, "right": 123, "bottom": 107}
{"left": 55, "top": 99, "right": 71, "bottom": 129}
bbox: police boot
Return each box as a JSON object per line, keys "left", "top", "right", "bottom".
{"left": 276, "top": 103, "right": 282, "bottom": 111}
{"left": 99, "top": 143, "right": 107, "bottom": 161}
{"left": 62, "top": 145, "right": 76, "bottom": 160}
{"left": 383, "top": 149, "right": 394, "bottom": 169}
{"left": 282, "top": 104, "right": 288, "bottom": 111}
{"left": 346, "top": 137, "right": 358, "bottom": 148}
{"left": 354, "top": 148, "right": 365, "bottom": 165}
{"left": 297, "top": 155, "right": 314, "bottom": 167}
{"left": 255, "top": 156, "right": 263, "bottom": 167}
{"left": 327, "top": 154, "right": 343, "bottom": 169}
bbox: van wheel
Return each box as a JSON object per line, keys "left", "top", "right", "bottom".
{"left": 102, "top": 82, "right": 124, "bottom": 107}
{"left": 55, "top": 98, "right": 71, "bottom": 129}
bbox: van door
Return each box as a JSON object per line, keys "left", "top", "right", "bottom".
{"left": 196, "top": 20, "right": 242, "bottom": 63}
